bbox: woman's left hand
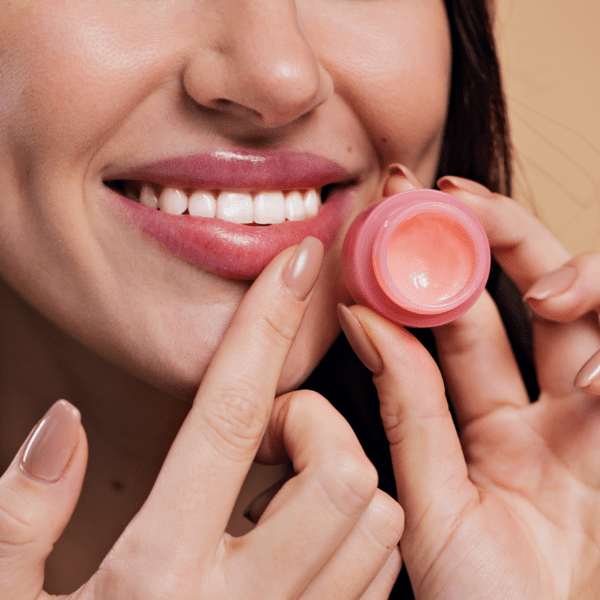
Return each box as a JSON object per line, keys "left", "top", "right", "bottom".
{"left": 340, "top": 169, "right": 600, "bottom": 599}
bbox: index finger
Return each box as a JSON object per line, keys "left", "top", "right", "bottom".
{"left": 134, "top": 237, "right": 324, "bottom": 553}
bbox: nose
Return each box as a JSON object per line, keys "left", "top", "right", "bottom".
{"left": 183, "top": 0, "right": 333, "bottom": 128}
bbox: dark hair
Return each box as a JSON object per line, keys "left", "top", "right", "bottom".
{"left": 439, "top": 0, "right": 512, "bottom": 196}
{"left": 308, "top": 5, "right": 534, "bottom": 597}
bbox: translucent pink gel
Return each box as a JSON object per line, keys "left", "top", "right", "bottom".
{"left": 385, "top": 212, "right": 476, "bottom": 307}
{"left": 342, "top": 189, "right": 490, "bottom": 327}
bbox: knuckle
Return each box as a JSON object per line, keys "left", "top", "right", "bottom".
{"left": 256, "top": 310, "right": 299, "bottom": 350}
{"left": 436, "top": 291, "right": 499, "bottom": 355}
{"left": 280, "top": 388, "right": 324, "bottom": 424}
{"left": 479, "top": 197, "right": 524, "bottom": 248}
{"left": 97, "top": 532, "right": 199, "bottom": 600}
{"left": 204, "top": 386, "right": 269, "bottom": 460}
{"left": 363, "top": 492, "right": 404, "bottom": 551}
{"left": 317, "top": 452, "right": 378, "bottom": 518}
{"left": 0, "top": 482, "right": 37, "bottom": 550}
{"left": 379, "top": 410, "right": 405, "bottom": 448}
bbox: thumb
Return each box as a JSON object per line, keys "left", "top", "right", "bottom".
{"left": 0, "top": 400, "right": 87, "bottom": 599}
{"left": 338, "top": 305, "right": 476, "bottom": 532}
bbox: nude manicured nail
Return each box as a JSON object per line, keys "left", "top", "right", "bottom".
{"left": 383, "top": 163, "right": 422, "bottom": 195}
{"left": 20, "top": 400, "right": 81, "bottom": 483}
{"left": 283, "top": 236, "right": 324, "bottom": 300}
{"left": 338, "top": 304, "right": 383, "bottom": 374}
{"left": 523, "top": 266, "right": 577, "bottom": 301}
{"left": 575, "top": 350, "right": 600, "bottom": 389}
{"left": 437, "top": 176, "right": 494, "bottom": 198}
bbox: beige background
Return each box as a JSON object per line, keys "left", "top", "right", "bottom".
{"left": 495, "top": 0, "right": 600, "bottom": 254}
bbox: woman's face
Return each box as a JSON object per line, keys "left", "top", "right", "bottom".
{"left": 0, "top": 0, "right": 451, "bottom": 399}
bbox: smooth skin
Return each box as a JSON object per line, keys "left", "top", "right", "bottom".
{"left": 0, "top": 0, "right": 449, "bottom": 594}
{"left": 0, "top": 239, "right": 403, "bottom": 600}
{"left": 343, "top": 169, "right": 600, "bottom": 599}
{"left": 2, "top": 0, "right": 599, "bottom": 598}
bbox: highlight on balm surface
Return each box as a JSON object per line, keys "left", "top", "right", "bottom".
{"left": 342, "top": 188, "right": 490, "bottom": 327}
{"left": 385, "top": 211, "right": 476, "bottom": 307}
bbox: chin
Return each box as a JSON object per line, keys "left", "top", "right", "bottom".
{"left": 276, "top": 352, "right": 323, "bottom": 397}
{"left": 275, "top": 308, "right": 342, "bottom": 397}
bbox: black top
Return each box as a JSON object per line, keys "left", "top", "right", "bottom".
{"left": 304, "top": 257, "right": 539, "bottom": 599}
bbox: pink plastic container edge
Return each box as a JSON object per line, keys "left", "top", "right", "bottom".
{"left": 341, "top": 189, "right": 491, "bottom": 327}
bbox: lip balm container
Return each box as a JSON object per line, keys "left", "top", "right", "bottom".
{"left": 342, "top": 188, "right": 490, "bottom": 327}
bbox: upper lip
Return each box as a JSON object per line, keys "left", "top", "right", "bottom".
{"left": 103, "top": 149, "right": 354, "bottom": 191}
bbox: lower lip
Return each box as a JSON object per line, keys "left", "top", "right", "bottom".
{"left": 107, "top": 186, "right": 354, "bottom": 279}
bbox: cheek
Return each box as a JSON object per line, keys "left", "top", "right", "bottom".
{"left": 305, "top": 0, "right": 452, "bottom": 175}
{"left": 0, "top": 4, "right": 175, "bottom": 159}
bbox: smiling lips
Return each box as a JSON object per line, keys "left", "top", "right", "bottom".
{"left": 105, "top": 150, "right": 356, "bottom": 279}
{"left": 124, "top": 183, "right": 322, "bottom": 225}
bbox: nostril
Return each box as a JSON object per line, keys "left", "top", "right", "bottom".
{"left": 211, "top": 98, "right": 262, "bottom": 120}
{"left": 182, "top": 16, "right": 330, "bottom": 129}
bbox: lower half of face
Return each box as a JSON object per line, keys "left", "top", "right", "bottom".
{"left": 0, "top": 0, "right": 451, "bottom": 401}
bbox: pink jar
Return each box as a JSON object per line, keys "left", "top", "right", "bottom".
{"left": 342, "top": 188, "right": 491, "bottom": 327}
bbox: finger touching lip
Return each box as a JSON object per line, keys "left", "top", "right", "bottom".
{"left": 104, "top": 184, "right": 355, "bottom": 280}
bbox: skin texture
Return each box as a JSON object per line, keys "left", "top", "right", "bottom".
{"left": 0, "top": 0, "right": 448, "bottom": 595}
{"left": 0, "top": 0, "right": 450, "bottom": 401}
{"left": 3, "top": 0, "right": 599, "bottom": 598}
{"left": 345, "top": 171, "right": 600, "bottom": 599}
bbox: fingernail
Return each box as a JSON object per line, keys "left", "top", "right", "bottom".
{"left": 575, "top": 349, "right": 600, "bottom": 389}
{"left": 437, "top": 176, "right": 494, "bottom": 198}
{"left": 338, "top": 304, "right": 383, "bottom": 374}
{"left": 20, "top": 400, "right": 81, "bottom": 483}
{"left": 383, "top": 164, "right": 422, "bottom": 195}
{"left": 523, "top": 266, "right": 577, "bottom": 301}
{"left": 283, "top": 236, "right": 324, "bottom": 301}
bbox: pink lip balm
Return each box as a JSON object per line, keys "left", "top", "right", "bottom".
{"left": 342, "top": 188, "right": 491, "bottom": 327}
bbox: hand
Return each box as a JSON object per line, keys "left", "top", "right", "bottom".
{"left": 340, "top": 168, "right": 600, "bottom": 599}
{"left": 0, "top": 237, "right": 402, "bottom": 600}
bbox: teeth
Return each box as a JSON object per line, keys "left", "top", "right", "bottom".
{"left": 285, "top": 191, "right": 305, "bottom": 221}
{"left": 304, "top": 189, "right": 319, "bottom": 218}
{"left": 158, "top": 188, "right": 187, "bottom": 215}
{"left": 254, "top": 191, "right": 286, "bottom": 224}
{"left": 188, "top": 190, "right": 216, "bottom": 217}
{"left": 130, "top": 185, "right": 322, "bottom": 224}
{"left": 140, "top": 184, "right": 159, "bottom": 209}
{"left": 217, "top": 191, "right": 254, "bottom": 223}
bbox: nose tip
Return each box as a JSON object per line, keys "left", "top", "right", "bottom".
{"left": 232, "top": 58, "right": 333, "bottom": 128}
{"left": 183, "top": 7, "right": 332, "bottom": 128}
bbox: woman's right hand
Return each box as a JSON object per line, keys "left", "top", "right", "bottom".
{"left": 0, "top": 237, "right": 402, "bottom": 600}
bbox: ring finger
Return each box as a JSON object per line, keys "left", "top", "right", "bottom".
{"left": 300, "top": 491, "right": 403, "bottom": 600}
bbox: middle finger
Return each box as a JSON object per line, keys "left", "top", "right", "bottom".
{"left": 437, "top": 176, "right": 571, "bottom": 293}
{"left": 437, "top": 176, "right": 600, "bottom": 396}
{"left": 227, "top": 391, "right": 402, "bottom": 598}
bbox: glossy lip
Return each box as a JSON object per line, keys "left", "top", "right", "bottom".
{"left": 103, "top": 149, "right": 352, "bottom": 190}
{"left": 103, "top": 150, "right": 357, "bottom": 279}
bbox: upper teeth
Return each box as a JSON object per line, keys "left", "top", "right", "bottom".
{"left": 128, "top": 184, "right": 321, "bottom": 224}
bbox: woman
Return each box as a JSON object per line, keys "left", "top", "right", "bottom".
{"left": 1, "top": 1, "right": 600, "bottom": 599}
